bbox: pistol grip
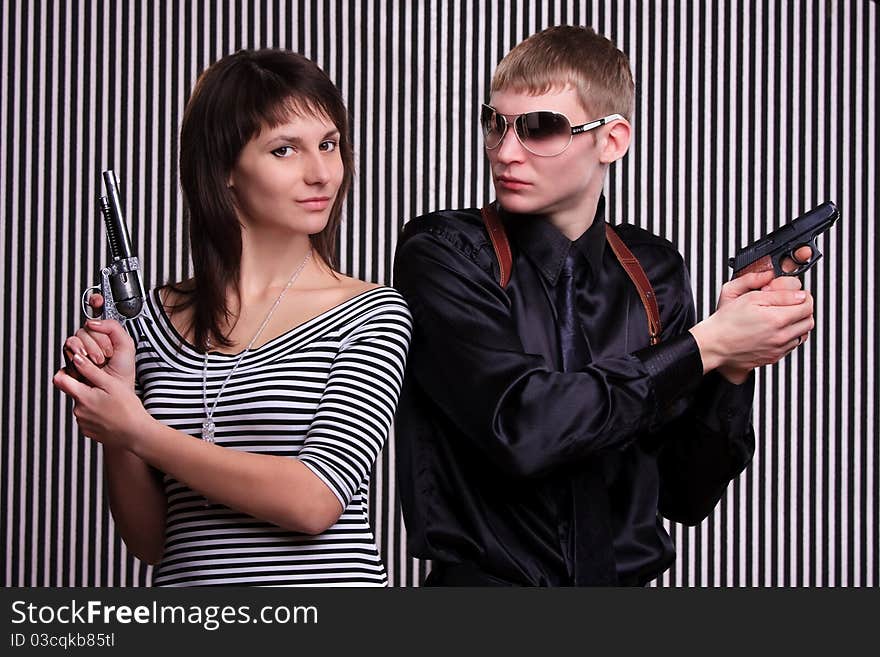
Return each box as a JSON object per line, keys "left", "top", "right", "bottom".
{"left": 733, "top": 255, "right": 775, "bottom": 279}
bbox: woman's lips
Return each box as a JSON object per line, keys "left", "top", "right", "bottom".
{"left": 296, "top": 197, "right": 331, "bottom": 211}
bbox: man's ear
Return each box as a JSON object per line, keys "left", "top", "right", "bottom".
{"left": 599, "top": 118, "right": 631, "bottom": 164}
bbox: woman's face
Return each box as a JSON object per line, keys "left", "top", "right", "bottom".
{"left": 228, "top": 109, "right": 344, "bottom": 237}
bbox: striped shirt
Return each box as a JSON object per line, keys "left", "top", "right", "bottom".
{"left": 134, "top": 286, "right": 412, "bottom": 586}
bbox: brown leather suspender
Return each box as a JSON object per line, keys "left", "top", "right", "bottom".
{"left": 481, "top": 203, "right": 514, "bottom": 288}
{"left": 604, "top": 226, "right": 661, "bottom": 345}
{"left": 480, "top": 204, "right": 662, "bottom": 346}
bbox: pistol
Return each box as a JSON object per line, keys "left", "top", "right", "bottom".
{"left": 729, "top": 201, "right": 839, "bottom": 278}
{"left": 64, "top": 169, "right": 146, "bottom": 379}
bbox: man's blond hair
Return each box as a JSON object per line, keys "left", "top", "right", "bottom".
{"left": 491, "top": 25, "right": 635, "bottom": 121}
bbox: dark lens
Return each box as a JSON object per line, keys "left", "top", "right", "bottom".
{"left": 480, "top": 106, "right": 505, "bottom": 149}
{"left": 517, "top": 111, "right": 571, "bottom": 155}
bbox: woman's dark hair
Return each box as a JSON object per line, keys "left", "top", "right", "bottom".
{"left": 173, "top": 49, "right": 354, "bottom": 350}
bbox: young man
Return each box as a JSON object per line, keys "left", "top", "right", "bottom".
{"left": 393, "top": 26, "right": 814, "bottom": 586}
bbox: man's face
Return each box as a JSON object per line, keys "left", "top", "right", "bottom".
{"left": 485, "top": 86, "right": 611, "bottom": 221}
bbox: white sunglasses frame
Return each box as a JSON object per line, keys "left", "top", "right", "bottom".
{"left": 481, "top": 104, "right": 624, "bottom": 157}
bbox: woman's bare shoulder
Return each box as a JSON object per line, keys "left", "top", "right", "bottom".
{"left": 156, "top": 281, "right": 195, "bottom": 339}
{"left": 337, "top": 275, "right": 381, "bottom": 296}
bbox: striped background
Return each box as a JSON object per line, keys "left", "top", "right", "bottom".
{"left": 1, "top": 0, "right": 876, "bottom": 587}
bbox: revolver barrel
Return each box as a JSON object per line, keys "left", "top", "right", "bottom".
{"left": 100, "top": 169, "right": 135, "bottom": 261}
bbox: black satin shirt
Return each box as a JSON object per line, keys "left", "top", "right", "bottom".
{"left": 392, "top": 200, "right": 756, "bottom": 586}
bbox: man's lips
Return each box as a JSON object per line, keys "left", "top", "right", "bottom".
{"left": 495, "top": 175, "right": 530, "bottom": 190}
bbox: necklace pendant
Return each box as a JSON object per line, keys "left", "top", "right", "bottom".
{"left": 201, "top": 418, "right": 216, "bottom": 443}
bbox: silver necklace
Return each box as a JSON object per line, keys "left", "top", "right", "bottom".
{"left": 201, "top": 247, "right": 312, "bottom": 442}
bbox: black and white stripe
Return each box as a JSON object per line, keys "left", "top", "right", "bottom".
{"left": 2, "top": 0, "right": 876, "bottom": 587}
{"left": 138, "top": 286, "right": 411, "bottom": 586}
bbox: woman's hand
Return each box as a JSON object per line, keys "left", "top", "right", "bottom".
{"left": 53, "top": 319, "right": 152, "bottom": 449}
{"left": 63, "top": 294, "right": 114, "bottom": 372}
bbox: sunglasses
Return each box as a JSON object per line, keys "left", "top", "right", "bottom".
{"left": 480, "top": 104, "right": 623, "bottom": 157}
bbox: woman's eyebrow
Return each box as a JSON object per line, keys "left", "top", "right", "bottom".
{"left": 266, "top": 129, "right": 340, "bottom": 146}
{"left": 266, "top": 133, "right": 303, "bottom": 146}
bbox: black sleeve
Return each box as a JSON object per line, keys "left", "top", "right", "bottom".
{"left": 394, "top": 225, "right": 711, "bottom": 479}
{"left": 643, "top": 257, "right": 756, "bottom": 525}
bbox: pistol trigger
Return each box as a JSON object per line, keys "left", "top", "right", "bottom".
{"left": 772, "top": 254, "right": 788, "bottom": 277}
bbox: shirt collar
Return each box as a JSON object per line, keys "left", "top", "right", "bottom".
{"left": 504, "top": 196, "right": 607, "bottom": 285}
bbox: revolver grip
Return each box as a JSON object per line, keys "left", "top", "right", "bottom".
{"left": 62, "top": 346, "right": 87, "bottom": 382}
{"left": 62, "top": 345, "right": 108, "bottom": 383}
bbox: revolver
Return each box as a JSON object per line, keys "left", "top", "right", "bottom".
{"left": 64, "top": 170, "right": 145, "bottom": 379}
{"left": 729, "top": 201, "right": 839, "bottom": 278}
{"left": 80, "top": 169, "right": 146, "bottom": 325}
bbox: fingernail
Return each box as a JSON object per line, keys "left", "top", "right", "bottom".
{"left": 795, "top": 291, "right": 806, "bottom": 300}
{"left": 73, "top": 353, "right": 83, "bottom": 363}
{"left": 86, "top": 319, "right": 102, "bottom": 326}
{"left": 78, "top": 348, "right": 89, "bottom": 358}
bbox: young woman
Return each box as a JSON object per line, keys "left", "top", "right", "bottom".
{"left": 53, "top": 49, "right": 412, "bottom": 586}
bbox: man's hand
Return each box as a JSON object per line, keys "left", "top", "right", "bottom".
{"left": 690, "top": 270, "right": 815, "bottom": 384}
